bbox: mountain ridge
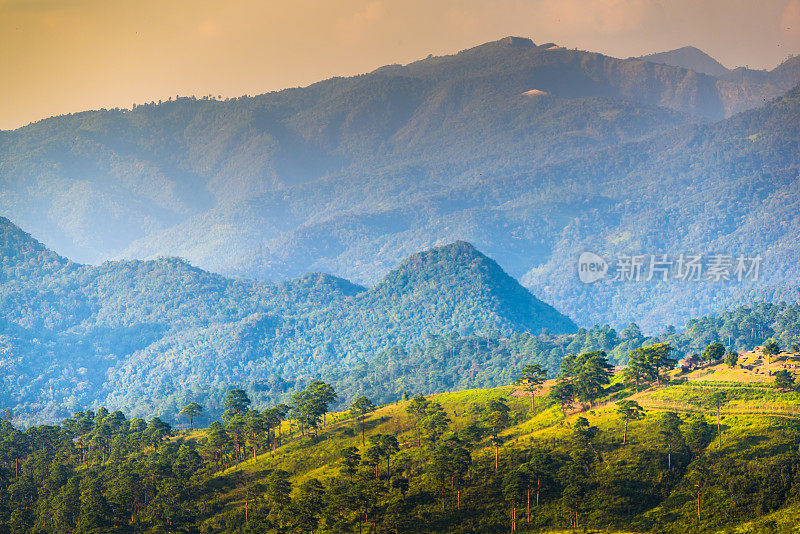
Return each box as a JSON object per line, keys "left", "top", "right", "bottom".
{"left": 0, "top": 216, "right": 574, "bottom": 424}
{"left": 2, "top": 37, "right": 800, "bottom": 331}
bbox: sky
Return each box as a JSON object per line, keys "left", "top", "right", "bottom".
{"left": 1, "top": 0, "right": 799, "bottom": 130}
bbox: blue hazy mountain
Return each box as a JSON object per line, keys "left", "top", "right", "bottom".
{"left": 0, "top": 217, "right": 575, "bottom": 423}
{"left": 1, "top": 37, "right": 799, "bottom": 331}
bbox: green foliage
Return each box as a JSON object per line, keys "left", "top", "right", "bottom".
{"left": 549, "top": 377, "right": 575, "bottom": 411}
{"left": 701, "top": 342, "right": 726, "bottom": 362}
{"left": 0, "top": 228, "right": 576, "bottom": 426}
{"left": 349, "top": 396, "right": 376, "bottom": 446}
{"left": 615, "top": 400, "right": 645, "bottom": 445}
{"left": 774, "top": 369, "right": 796, "bottom": 390}
{"left": 763, "top": 340, "right": 781, "bottom": 356}
{"left": 5, "top": 374, "right": 800, "bottom": 533}
{"left": 562, "top": 350, "right": 614, "bottom": 406}
{"left": 223, "top": 389, "right": 251, "bottom": 423}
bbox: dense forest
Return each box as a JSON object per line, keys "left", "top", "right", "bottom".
{"left": 1, "top": 220, "right": 577, "bottom": 426}
{"left": 5, "top": 210, "right": 800, "bottom": 428}
{"left": 4, "top": 337, "right": 800, "bottom": 533}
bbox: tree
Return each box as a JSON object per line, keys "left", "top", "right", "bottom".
{"left": 291, "top": 388, "right": 322, "bottom": 440}
{"left": 295, "top": 478, "right": 325, "bottom": 532}
{"left": 648, "top": 343, "right": 677, "bottom": 384}
{"left": 549, "top": 377, "right": 574, "bottom": 412}
{"left": 516, "top": 364, "right": 546, "bottom": 410}
{"left": 684, "top": 415, "right": 712, "bottom": 456}
{"left": 627, "top": 343, "right": 677, "bottom": 386}
{"left": 560, "top": 449, "right": 593, "bottom": 530}
{"left": 222, "top": 389, "right": 251, "bottom": 423}
{"left": 701, "top": 342, "right": 725, "bottom": 362}
{"left": 523, "top": 449, "right": 553, "bottom": 521}
{"left": 725, "top": 351, "right": 739, "bottom": 368}
{"left": 376, "top": 434, "right": 399, "bottom": 477}
{"left": 658, "top": 412, "right": 683, "bottom": 470}
{"left": 422, "top": 402, "right": 451, "bottom": 446}
{"left": 244, "top": 410, "right": 267, "bottom": 460}
{"left": 484, "top": 398, "right": 510, "bottom": 469}
{"left": 265, "top": 469, "right": 292, "bottom": 530}
{"left": 226, "top": 414, "right": 248, "bottom": 461}
{"left": 204, "top": 422, "right": 231, "bottom": 469}
{"left": 143, "top": 418, "right": 171, "bottom": 447}
{"left": 572, "top": 417, "right": 599, "bottom": 454}
{"left": 707, "top": 391, "right": 727, "bottom": 447}
{"left": 289, "top": 382, "right": 337, "bottom": 440}
{"left": 615, "top": 399, "right": 645, "bottom": 445}
{"left": 340, "top": 446, "right": 361, "bottom": 481}
{"left": 503, "top": 468, "right": 529, "bottom": 533}
{"left": 573, "top": 351, "right": 613, "bottom": 406}
{"left": 78, "top": 478, "right": 111, "bottom": 532}
{"left": 179, "top": 402, "right": 203, "bottom": 430}
{"left": 775, "top": 369, "right": 795, "bottom": 390}
{"left": 406, "top": 394, "right": 429, "bottom": 447}
{"left": 362, "top": 440, "right": 383, "bottom": 479}
{"left": 0, "top": 423, "right": 28, "bottom": 478}
{"left": 173, "top": 443, "right": 202, "bottom": 482}
{"left": 263, "top": 404, "right": 289, "bottom": 450}
{"left": 763, "top": 340, "right": 781, "bottom": 366}
{"left": 350, "top": 396, "right": 376, "bottom": 445}
{"left": 431, "top": 436, "right": 471, "bottom": 512}
{"left": 623, "top": 349, "right": 653, "bottom": 391}
{"left": 308, "top": 381, "right": 337, "bottom": 427}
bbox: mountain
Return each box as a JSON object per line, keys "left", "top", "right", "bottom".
{"left": 517, "top": 84, "right": 800, "bottom": 328}
{"left": 2, "top": 37, "right": 800, "bottom": 332}
{"left": 0, "top": 217, "right": 574, "bottom": 424}
{"left": 638, "top": 46, "right": 729, "bottom": 77}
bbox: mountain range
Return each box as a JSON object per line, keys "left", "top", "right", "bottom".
{"left": 0, "top": 216, "right": 574, "bottom": 424}
{"left": 1, "top": 36, "right": 800, "bottom": 331}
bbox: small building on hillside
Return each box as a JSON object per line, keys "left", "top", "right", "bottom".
{"left": 677, "top": 354, "right": 700, "bottom": 371}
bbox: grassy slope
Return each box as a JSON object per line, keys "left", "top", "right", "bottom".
{"left": 183, "top": 355, "right": 800, "bottom": 532}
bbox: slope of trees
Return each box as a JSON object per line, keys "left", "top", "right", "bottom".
{"left": 4, "top": 351, "right": 800, "bottom": 533}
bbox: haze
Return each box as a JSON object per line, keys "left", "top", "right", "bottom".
{"left": 1, "top": 0, "right": 799, "bottom": 131}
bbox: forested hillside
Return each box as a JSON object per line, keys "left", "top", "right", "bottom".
{"left": 2, "top": 37, "right": 800, "bottom": 328}
{"left": 0, "top": 218, "right": 574, "bottom": 426}
{"left": 6, "top": 343, "right": 800, "bottom": 533}
{"left": 5, "top": 214, "right": 800, "bottom": 428}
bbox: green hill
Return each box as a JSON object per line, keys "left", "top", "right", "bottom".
{"left": 5, "top": 350, "right": 800, "bottom": 532}
{"left": 0, "top": 218, "right": 574, "bottom": 426}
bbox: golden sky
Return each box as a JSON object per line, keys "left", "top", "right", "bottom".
{"left": 2, "top": 0, "right": 799, "bottom": 130}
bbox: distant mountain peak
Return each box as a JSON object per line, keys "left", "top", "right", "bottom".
{"left": 496, "top": 36, "right": 536, "bottom": 49}
{"left": 638, "top": 46, "right": 729, "bottom": 77}
{"left": 376, "top": 241, "right": 576, "bottom": 335}
{"left": 390, "top": 241, "right": 488, "bottom": 273}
